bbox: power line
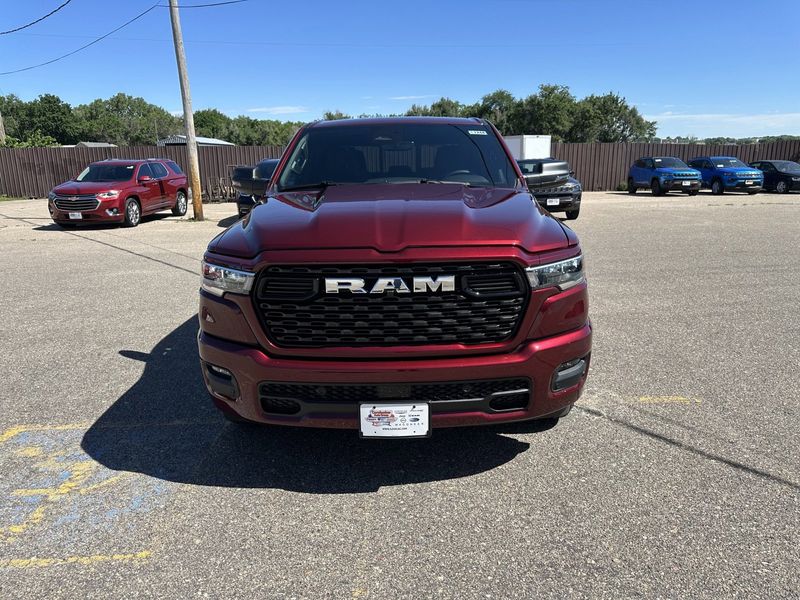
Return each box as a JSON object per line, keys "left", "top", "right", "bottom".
{"left": 0, "top": 0, "right": 252, "bottom": 76}
{"left": 0, "top": 4, "right": 160, "bottom": 76}
{"left": 0, "top": 0, "right": 73, "bottom": 35}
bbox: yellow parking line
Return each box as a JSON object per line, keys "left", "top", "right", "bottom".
{"left": 0, "top": 423, "right": 91, "bottom": 443}
{"left": 0, "top": 550, "right": 152, "bottom": 569}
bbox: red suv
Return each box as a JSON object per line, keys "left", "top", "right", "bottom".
{"left": 198, "top": 117, "right": 591, "bottom": 438}
{"left": 48, "top": 158, "right": 188, "bottom": 227}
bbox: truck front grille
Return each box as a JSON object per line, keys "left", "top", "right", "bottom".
{"left": 259, "top": 378, "right": 531, "bottom": 415}
{"left": 252, "top": 263, "right": 529, "bottom": 348}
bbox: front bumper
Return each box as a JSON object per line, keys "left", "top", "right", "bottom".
{"left": 198, "top": 323, "right": 592, "bottom": 429}
{"left": 533, "top": 192, "right": 581, "bottom": 211}
{"left": 662, "top": 180, "right": 701, "bottom": 191}
{"left": 49, "top": 199, "right": 125, "bottom": 223}
{"left": 724, "top": 180, "right": 763, "bottom": 191}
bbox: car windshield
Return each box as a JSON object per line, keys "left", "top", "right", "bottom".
{"left": 276, "top": 122, "right": 518, "bottom": 190}
{"left": 772, "top": 160, "right": 800, "bottom": 173}
{"left": 76, "top": 164, "right": 135, "bottom": 182}
{"left": 713, "top": 158, "right": 748, "bottom": 169}
{"left": 653, "top": 157, "right": 688, "bottom": 168}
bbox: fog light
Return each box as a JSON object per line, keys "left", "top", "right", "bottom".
{"left": 106, "top": 208, "right": 119, "bottom": 216}
{"left": 205, "top": 362, "right": 239, "bottom": 400}
{"left": 551, "top": 357, "right": 588, "bottom": 391}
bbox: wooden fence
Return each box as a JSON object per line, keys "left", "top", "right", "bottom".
{"left": 3, "top": 141, "right": 800, "bottom": 197}
{"left": 0, "top": 145, "right": 283, "bottom": 200}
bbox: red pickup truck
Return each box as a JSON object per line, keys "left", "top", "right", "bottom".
{"left": 198, "top": 117, "right": 591, "bottom": 438}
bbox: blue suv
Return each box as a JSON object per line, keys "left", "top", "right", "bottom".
{"left": 688, "top": 156, "right": 763, "bottom": 195}
{"left": 628, "top": 157, "right": 702, "bottom": 196}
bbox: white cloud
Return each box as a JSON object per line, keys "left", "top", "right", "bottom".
{"left": 645, "top": 111, "right": 800, "bottom": 138}
{"left": 247, "top": 105, "right": 309, "bottom": 115}
{"left": 388, "top": 95, "right": 436, "bottom": 101}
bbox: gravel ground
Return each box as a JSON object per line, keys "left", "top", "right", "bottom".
{"left": 0, "top": 191, "right": 797, "bottom": 599}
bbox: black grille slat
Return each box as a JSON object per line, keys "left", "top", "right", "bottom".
{"left": 253, "top": 263, "right": 528, "bottom": 348}
{"left": 259, "top": 378, "right": 531, "bottom": 414}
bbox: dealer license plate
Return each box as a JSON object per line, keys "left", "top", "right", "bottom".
{"left": 68, "top": 212, "right": 82, "bottom": 220}
{"left": 546, "top": 198, "right": 560, "bottom": 206}
{"left": 682, "top": 181, "right": 691, "bottom": 186}
{"left": 359, "top": 403, "right": 430, "bottom": 438}
{"left": 745, "top": 180, "right": 754, "bottom": 185}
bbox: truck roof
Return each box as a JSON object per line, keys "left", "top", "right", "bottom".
{"left": 310, "top": 116, "right": 485, "bottom": 128}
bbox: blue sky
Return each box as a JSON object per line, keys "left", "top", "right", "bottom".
{"left": 1, "top": 0, "right": 799, "bottom": 138}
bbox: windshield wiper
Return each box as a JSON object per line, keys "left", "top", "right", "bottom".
{"left": 278, "top": 181, "right": 339, "bottom": 193}
{"left": 418, "top": 179, "right": 472, "bottom": 187}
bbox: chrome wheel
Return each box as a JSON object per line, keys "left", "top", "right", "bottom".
{"left": 776, "top": 180, "right": 788, "bottom": 194}
{"left": 125, "top": 200, "right": 141, "bottom": 227}
{"left": 173, "top": 191, "right": 188, "bottom": 216}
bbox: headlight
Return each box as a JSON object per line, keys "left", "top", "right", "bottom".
{"left": 660, "top": 174, "right": 673, "bottom": 180}
{"left": 48, "top": 191, "right": 56, "bottom": 201}
{"left": 565, "top": 182, "right": 581, "bottom": 190}
{"left": 96, "top": 190, "right": 120, "bottom": 199}
{"left": 525, "top": 255, "right": 584, "bottom": 291}
{"left": 201, "top": 261, "right": 255, "bottom": 296}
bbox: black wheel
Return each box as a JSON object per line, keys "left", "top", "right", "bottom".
{"left": 627, "top": 178, "right": 637, "bottom": 194}
{"left": 688, "top": 190, "right": 699, "bottom": 196}
{"left": 711, "top": 179, "right": 724, "bottom": 195}
{"left": 123, "top": 198, "right": 141, "bottom": 227}
{"left": 565, "top": 208, "right": 580, "bottom": 220}
{"left": 651, "top": 178, "right": 663, "bottom": 196}
{"left": 776, "top": 180, "right": 788, "bottom": 194}
{"left": 172, "top": 190, "right": 187, "bottom": 216}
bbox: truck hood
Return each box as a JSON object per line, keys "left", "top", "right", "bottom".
{"left": 209, "top": 183, "right": 572, "bottom": 258}
{"left": 719, "top": 168, "right": 761, "bottom": 177}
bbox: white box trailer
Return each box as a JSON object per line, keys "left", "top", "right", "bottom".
{"left": 503, "top": 135, "right": 552, "bottom": 160}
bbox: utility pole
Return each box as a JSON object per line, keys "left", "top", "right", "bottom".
{"left": 168, "top": 0, "right": 203, "bottom": 220}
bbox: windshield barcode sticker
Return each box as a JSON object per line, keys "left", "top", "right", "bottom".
{"left": 468, "top": 129, "right": 488, "bottom": 135}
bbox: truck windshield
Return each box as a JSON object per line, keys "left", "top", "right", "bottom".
{"left": 653, "top": 157, "right": 688, "bottom": 168}
{"left": 76, "top": 164, "right": 135, "bottom": 182}
{"left": 276, "top": 123, "right": 518, "bottom": 191}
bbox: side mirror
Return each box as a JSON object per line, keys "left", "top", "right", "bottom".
{"left": 138, "top": 175, "right": 152, "bottom": 183}
{"left": 569, "top": 170, "right": 575, "bottom": 176}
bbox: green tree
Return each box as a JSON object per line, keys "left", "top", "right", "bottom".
{"left": 406, "top": 97, "right": 464, "bottom": 117}
{"left": 17, "top": 94, "right": 80, "bottom": 144}
{"left": 323, "top": 110, "right": 351, "bottom": 120}
{"left": 572, "top": 93, "right": 655, "bottom": 142}
{"left": 194, "top": 108, "right": 231, "bottom": 140}
{"left": 1, "top": 131, "right": 58, "bottom": 148}
{"left": 513, "top": 85, "right": 577, "bottom": 142}
{"left": 463, "top": 89, "right": 520, "bottom": 134}
{"left": 74, "top": 93, "right": 183, "bottom": 145}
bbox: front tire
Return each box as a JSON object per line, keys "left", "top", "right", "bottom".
{"left": 651, "top": 179, "right": 663, "bottom": 196}
{"left": 172, "top": 191, "right": 188, "bottom": 216}
{"left": 711, "top": 179, "right": 724, "bottom": 195}
{"left": 627, "top": 178, "right": 637, "bottom": 194}
{"left": 565, "top": 208, "right": 580, "bottom": 220}
{"left": 123, "top": 198, "right": 141, "bottom": 227}
{"left": 776, "top": 180, "right": 788, "bottom": 194}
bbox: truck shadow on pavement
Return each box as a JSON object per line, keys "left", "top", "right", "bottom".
{"left": 81, "top": 317, "right": 551, "bottom": 493}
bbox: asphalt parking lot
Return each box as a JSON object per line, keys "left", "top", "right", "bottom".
{"left": 0, "top": 191, "right": 798, "bottom": 598}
